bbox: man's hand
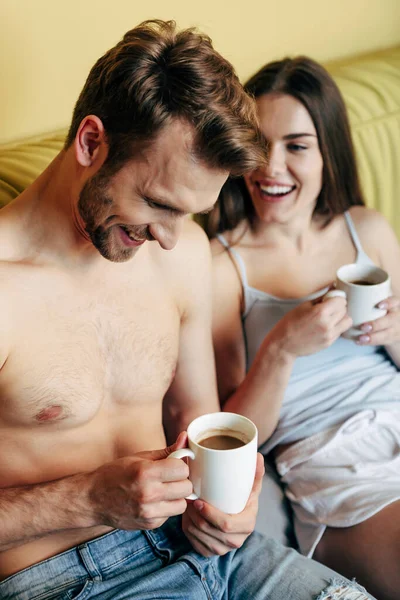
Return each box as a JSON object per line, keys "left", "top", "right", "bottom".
{"left": 89, "top": 432, "right": 193, "bottom": 531}
{"left": 181, "top": 453, "right": 264, "bottom": 556}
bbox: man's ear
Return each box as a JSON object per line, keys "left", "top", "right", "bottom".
{"left": 74, "top": 115, "right": 108, "bottom": 167}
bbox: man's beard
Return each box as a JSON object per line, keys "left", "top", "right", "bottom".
{"left": 77, "top": 171, "right": 146, "bottom": 263}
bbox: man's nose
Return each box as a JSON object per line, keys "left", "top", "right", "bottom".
{"left": 149, "top": 217, "right": 185, "bottom": 250}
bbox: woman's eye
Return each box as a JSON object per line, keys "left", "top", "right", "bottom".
{"left": 288, "top": 143, "right": 307, "bottom": 152}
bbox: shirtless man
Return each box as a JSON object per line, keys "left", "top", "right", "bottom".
{"left": 0, "top": 19, "right": 366, "bottom": 600}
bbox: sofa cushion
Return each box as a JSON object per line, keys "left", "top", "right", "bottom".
{"left": 0, "top": 131, "right": 66, "bottom": 207}
{"left": 327, "top": 47, "right": 400, "bottom": 238}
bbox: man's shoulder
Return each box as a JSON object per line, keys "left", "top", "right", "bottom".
{"left": 152, "top": 218, "right": 211, "bottom": 269}
{"left": 179, "top": 217, "right": 210, "bottom": 251}
{"left": 150, "top": 218, "right": 212, "bottom": 314}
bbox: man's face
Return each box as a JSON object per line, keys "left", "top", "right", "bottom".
{"left": 77, "top": 120, "right": 228, "bottom": 262}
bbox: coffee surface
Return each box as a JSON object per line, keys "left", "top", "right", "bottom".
{"left": 198, "top": 434, "right": 245, "bottom": 450}
{"left": 349, "top": 279, "right": 375, "bottom": 286}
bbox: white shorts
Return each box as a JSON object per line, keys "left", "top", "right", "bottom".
{"left": 276, "top": 409, "right": 400, "bottom": 557}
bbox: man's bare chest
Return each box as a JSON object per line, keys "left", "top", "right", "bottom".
{"left": 1, "top": 270, "right": 180, "bottom": 427}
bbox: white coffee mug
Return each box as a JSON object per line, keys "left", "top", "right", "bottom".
{"left": 169, "top": 412, "right": 258, "bottom": 514}
{"left": 324, "top": 263, "right": 391, "bottom": 340}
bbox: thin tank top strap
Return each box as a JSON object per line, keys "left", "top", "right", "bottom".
{"left": 216, "top": 234, "right": 249, "bottom": 287}
{"left": 216, "top": 234, "right": 251, "bottom": 314}
{"left": 344, "top": 211, "right": 373, "bottom": 265}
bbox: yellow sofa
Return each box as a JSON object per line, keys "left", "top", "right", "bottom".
{"left": 1, "top": 46, "right": 399, "bottom": 240}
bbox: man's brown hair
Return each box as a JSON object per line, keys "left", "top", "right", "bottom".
{"left": 66, "top": 19, "right": 267, "bottom": 175}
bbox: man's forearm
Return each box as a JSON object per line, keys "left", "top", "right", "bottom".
{"left": 0, "top": 472, "right": 96, "bottom": 551}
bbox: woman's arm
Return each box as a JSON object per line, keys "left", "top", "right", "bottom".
{"left": 211, "top": 239, "right": 350, "bottom": 446}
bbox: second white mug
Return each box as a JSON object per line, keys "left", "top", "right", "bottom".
{"left": 325, "top": 263, "right": 391, "bottom": 340}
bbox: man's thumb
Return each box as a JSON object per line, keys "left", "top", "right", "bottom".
{"left": 137, "top": 431, "right": 188, "bottom": 461}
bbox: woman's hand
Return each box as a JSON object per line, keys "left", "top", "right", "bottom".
{"left": 356, "top": 295, "right": 400, "bottom": 345}
{"left": 268, "top": 296, "right": 352, "bottom": 359}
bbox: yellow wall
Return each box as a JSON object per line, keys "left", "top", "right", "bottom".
{"left": 1, "top": 0, "right": 399, "bottom": 145}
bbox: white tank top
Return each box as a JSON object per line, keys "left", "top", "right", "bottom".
{"left": 217, "top": 212, "right": 400, "bottom": 452}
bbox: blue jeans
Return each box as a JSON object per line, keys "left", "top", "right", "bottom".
{"left": 0, "top": 518, "right": 372, "bottom": 599}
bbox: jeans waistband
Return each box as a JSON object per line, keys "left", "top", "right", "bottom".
{"left": 0, "top": 529, "right": 147, "bottom": 594}
{"left": 0, "top": 518, "right": 220, "bottom": 600}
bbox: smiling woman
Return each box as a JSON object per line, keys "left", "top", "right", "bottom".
{"left": 206, "top": 57, "right": 364, "bottom": 237}
{"left": 208, "top": 55, "right": 400, "bottom": 600}
{"left": 243, "top": 93, "right": 323, "bottom": 225}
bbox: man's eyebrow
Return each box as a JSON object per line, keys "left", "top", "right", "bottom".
{"left": 283, "top": 133, "right": 317, "bottom": 140}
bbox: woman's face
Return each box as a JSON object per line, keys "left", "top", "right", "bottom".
{"left": 244, "top": 93, "right": 324, "bottom": 225}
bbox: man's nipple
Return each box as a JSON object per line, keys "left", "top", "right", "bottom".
{"left": 36, "top": 405, "right": 63, "bottom": 422}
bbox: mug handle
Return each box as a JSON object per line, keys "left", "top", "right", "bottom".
{"left": 169, "top": 448, "right": 198, "bottom": 500}
{"left": 323, "top": 289, "right": 347, "bottom": 302}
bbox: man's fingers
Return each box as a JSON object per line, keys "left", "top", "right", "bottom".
{"left": 169, "top": 431, "right": 189, "bottom": 452}
{"left": 156, "top": 499, "right": 188, "bottom": 518}
{"left": 186, "top": 504, "right": 247, "bottom": 548}
{"left": 250, "top": 453, "right": 265, "bottom": 498}
{"left": 155, "top": 457, "right": 190, "bottom": 482}
{"left": 185, "top": 528, "right": 215, "bottom": 557}
{"left": 162, "top": 479, "right": 193, "bottom": 500}
{"left": 184, "top": 509, "right": 241, "bottom": 555}
{"left": 159, "top": 431, "right": 189, "bottom": 459}
{"left": 186, "top": 521, "right": 239, "bottom": 555}
{"left": 188, "top": 453, "right": 262, "bottom": 533}
{"left": 191, "top": 494, "right": 256, "bottom": 534}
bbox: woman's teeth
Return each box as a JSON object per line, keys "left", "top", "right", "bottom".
{"left": 259, "top": 184, "right": 294, "bottom": 196}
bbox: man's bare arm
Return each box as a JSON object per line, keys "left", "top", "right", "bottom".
{"left": 0, "top": 439, "right": 192, "bottom": 552}
{"left": 163, "top": 220, "right": 220, "bottom": 443}
{"left": 0, "top": 473, "right": 94, "bottom": 551}
{"left": 161, "top": 221, "right": 264, "bottom": 557}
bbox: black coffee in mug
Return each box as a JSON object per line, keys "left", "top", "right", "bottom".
{"left": 198, "top": 433, "right": 246, "bottom": 450}
{"left": 349, "top": 279, "right": 375, "bottom": 286}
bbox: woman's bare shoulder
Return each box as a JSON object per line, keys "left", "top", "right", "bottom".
{"left": 348, "top": 205, "right": 399, "bottom": 263}
{"left": 348, "top": 205, "right": 391, "bottom": 232}
{"left": 210, "top": 222, "right": 249, "bottom": 258}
